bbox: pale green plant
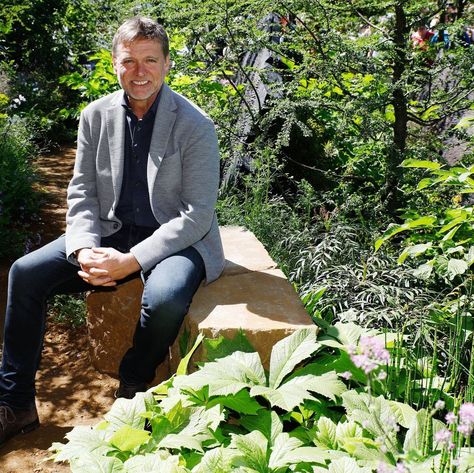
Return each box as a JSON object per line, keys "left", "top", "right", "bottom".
{"left": 49, "top": 326, "right": 474, "bottom": 472}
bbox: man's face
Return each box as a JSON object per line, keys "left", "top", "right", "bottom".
{"left": 113, "top": 38, "right": 170, "bottom": 113}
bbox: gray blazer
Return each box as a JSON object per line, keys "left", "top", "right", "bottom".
{"left": 65, "top": 84, "right": 225, "bottom": 283}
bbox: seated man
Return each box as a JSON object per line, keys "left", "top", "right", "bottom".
{"left": 0, "top": 16, "right": 224, "bottom": 446}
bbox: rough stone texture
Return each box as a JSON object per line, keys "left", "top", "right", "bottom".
{"left": 169, "top": 268, "right": 313, "bottom": 371}
{"left": 86, "top": 278, "right": 170, "bottom": 384}
{"left": 86, "top": 226, "right": 314, "bottom": 382}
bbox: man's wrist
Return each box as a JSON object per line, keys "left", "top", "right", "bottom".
{"left": 74, "top": 248, "right": 89, "bottom": 259}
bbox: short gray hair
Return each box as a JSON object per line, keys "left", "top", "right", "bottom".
{"left": 112, "top": 16, "right": 169, "bottom": 57}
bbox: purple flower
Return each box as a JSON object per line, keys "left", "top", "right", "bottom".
{"left": 457, "top": 402, "right": 474, "bottom": 436}
{"left": 376, "top": 462, "right": 392, "bottom": 473}
{"left": 340, "top": 371, "right": 352, "bottom": 380}
{"left": 395, "top": 462, "right": 408, "bottom": 473}
{"left": 435, "top": 428, "right": 452, "bottom": 445}
{"left": 349, "top": 336, "right": 390, "bottom": 375}
{"left": 445, "top": 412, "right": 456, "bottom": 425}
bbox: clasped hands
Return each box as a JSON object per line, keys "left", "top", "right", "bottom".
{"left": 77, "top": 247, "right": 141, "bottom": 287}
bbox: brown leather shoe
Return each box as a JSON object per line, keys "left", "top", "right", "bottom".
{"left": 0, "top": 403, "right": 39, "bottom": 447}
{"left": 114, "top": 381, "right": 147, "bottom": 400}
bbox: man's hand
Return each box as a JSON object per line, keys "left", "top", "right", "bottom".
{"left": 77, "top": 247, "right": 141, "bottom": 286}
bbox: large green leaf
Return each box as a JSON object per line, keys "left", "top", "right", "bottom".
{"left": 313, "top": 417, "right": 337, "bottom": 449}
{"left": 70, "top": 452, "right": 124, "bottom": 473}
{"left": 403, "top": 409, "right": 445, "bottom": 453}
{"left": 268, "top": 432, "right": 303, "bottom": 469}
{"left": 314, "top": 457, "right": 372, "bottom": 473}
{"left": 173, "top": 351, "right": 266, "bottom": 396}
{"left": 191, "top": 448, "right": 236, "bottom": 473}
{"left": 398, "top": 243, "right": 432, "bottom": 264}
{"left": 401, "top": 159, "right": 441, "bottom": 170}
{"left": 268, "top": 328, "right": 320, "bottom": 388}
{"left": 105, "top": 393, "right": 153, "bottom": 430}
{"left": 207, "top": 388, "right": 262, "bottom": 415}
{"left": 110, "top": 425, "right": 150, "bottom": 452}
{"left": 335, "top": 421, "right": 362, "bottom": 444}
{"left": 321, "top": 322, "right": 373, "bottom": 347}
{"left": 50, "top": 426, "right": 112, "bottom": 462}
{"left": 389, "top": 401, "right": 417, "bottom": 429}
{"left": 240, "top": 410, "right": 283, "bottom": 444}
{"left": 204, "top": 330, "right": 255, "bottom": 362}
{"left": 157, "top": 404, "right": 224, "bottom": 452}
{"left": 230, "top": 430, "right": 268, "bottom": 473}
{"left": 342, "top": 391, "right": 398, "bottom": 456}
{"left": 447, "top": 258, "right": 468, "bottom": 280}
{"left": 375, "top": 217, "right": 436, "bottom": 251}
{"left": 124, "top": 452, "right": 189, "bottom": 473}
{"left": 251, "top": 372, "right": 345, "bottom": 411}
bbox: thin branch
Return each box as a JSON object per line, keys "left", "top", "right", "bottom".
{"left": 348, "top": 1, "right": 388, "bottom": 36}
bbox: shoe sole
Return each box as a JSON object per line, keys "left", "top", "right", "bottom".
{"left": 0, "top": 418, "right": 40, "bottom": 447}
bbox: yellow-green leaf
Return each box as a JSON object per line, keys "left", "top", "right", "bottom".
{"left": 110, "top": 425, "right": 150, "bottom": 452}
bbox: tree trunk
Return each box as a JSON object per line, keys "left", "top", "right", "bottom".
{"left": 457, "top": 0, "right": 465, "bottom": 19}
{"left": 384, "top": 0, "right": 409, "bottom": 216}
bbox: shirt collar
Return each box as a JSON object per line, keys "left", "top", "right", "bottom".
{"left": 121, "top": 88, "right": 162, "bottom": 119}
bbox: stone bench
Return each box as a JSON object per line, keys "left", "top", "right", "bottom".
{"left": 86, "top": 226, "right": 314, "bottom": 382}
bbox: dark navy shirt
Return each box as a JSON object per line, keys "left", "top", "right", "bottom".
{"left": 115, "top": 91, "right": 161, "bottom": 227}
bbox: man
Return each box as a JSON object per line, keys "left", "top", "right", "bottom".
{"left": 0, "top": 16, "right": 224, "bottom": 446}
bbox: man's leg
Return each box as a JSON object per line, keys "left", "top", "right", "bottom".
{"left": 0, "top": 236, "right": 88, "bottom": 410}
{"left": 118, "top": 246, "right": 205, "bottom": 388}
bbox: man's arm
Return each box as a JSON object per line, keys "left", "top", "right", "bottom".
{"left": 65, "top": 109, "right": 102, "bottom": 263}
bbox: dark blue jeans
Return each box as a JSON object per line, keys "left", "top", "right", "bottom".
{"left": 0, "top": 226, "right": 204, "bottom": 409}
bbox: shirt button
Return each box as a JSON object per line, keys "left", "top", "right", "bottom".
{"left": 133, "top": 143, "right": 138, "bottom": 148}
{"left": 136, "top": 208, "right": 140, "bottom": 213}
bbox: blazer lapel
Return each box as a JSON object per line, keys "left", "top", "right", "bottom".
{"left": 106, "top": 94, "right": 126, "bottom": 205}
{"left": 147, "top": 84, "right": 177, "bottom": 195}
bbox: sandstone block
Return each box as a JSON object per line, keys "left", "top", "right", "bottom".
{"left": 169, "top": 268, "right": 314, "bottom": 371}
{"left": 86, "top": 278, "right": 170, "bottom": 384}
{"left": 86, "top": 226, "right": 314, "bottom": 382}
{"left": 219, "top": 226, "right": 276, "bottom": 276}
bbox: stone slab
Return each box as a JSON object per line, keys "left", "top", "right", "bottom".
{"left": 86, "top": 278, "right": 170, "bottom": 384}
{"left": 86, "top": 226, "right": 313, "bottom": 382}
{"left": 220, "top": 226, "right": 276, "bottom": 276}
{"left": 169, "top": 268, "right": 314, "bottom": 371}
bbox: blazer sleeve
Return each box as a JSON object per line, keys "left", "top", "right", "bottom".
{"left": 129, "top": 117, "right": 220, "bottom": 273}
{"left": 64, "top": 109, "right": 102, "bottom": 263}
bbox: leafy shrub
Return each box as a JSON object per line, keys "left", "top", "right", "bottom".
{"left": 0, "top": 115, "right": 41, "bottom": 259}
{"left": 284, "top": 222, "right": 434, "bottom": 328}
{"left": 376, "top": 159, "right": 474, "bottom": 285}
{"left": 50, "top": 327, "right": 474, "bottom": 472}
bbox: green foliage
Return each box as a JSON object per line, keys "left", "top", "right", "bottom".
{"left": 0, "top": 115, "right": 41, "bottom": 258}
{"left": 285, "top": 222, "right": 433, "bottom": 327}
{"left": 59, "top": 49, "right": 120, "bottom": 118}
{"left": 377, "top": 160, "right": 474, "bottom": 284}
{"left": 50, "top": 327, "right": 474, "bottom": 472}
{"left": 49, "top": 294, "right": 87, "bottom": 328}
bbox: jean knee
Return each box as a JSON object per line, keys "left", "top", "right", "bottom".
{"left": 9, "top": 256, "right": 33, "bottom": 288}
{"left": 141, "top": 287, "right": 188, "bottom": 325}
